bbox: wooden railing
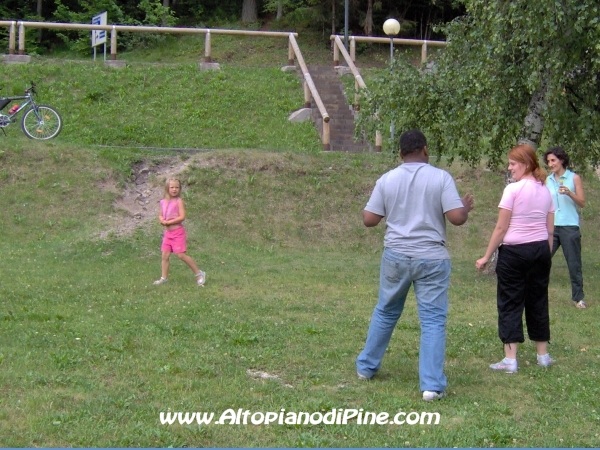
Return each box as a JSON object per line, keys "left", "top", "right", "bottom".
{"left": 0, "top": 21, "right": 17, "bottom": 54}
{"left": 0, "top": 20, "right": 296, "bottom": 65}
{"left": 332, "top": 36, "right": 366, "bottom": 106}
{"left": 288, "top": 34, "right": 330, "bottom": 151}
{"left": 331, "top": 35, "right": 381, "bottom": 152}
{"left": 331, "top": 34, "right": 447, "bottom": 66}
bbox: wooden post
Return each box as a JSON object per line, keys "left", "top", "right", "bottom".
{"left": 333, "top": 40, "right": 339, "bottom": 66}
{"left": 303, "top": 80, "right": 311, "bottom": 108}
{"left": 18, "top": 22, "right": 25, "bottom": 55}
{"left": 205, "top": 31, "right": 212, "bottom": 63}
{"left": 288, "top": 36, "right": 294, "bottom": 66}
{"left": 9, "top": 21, "right": 16, "bottom": 55}
{"left": 421, "top": 40, "right": 428, "bottom": 63}
{"left": 289, "top": 34, "right": 330, "bottom": 145}
{"left": 375, "top": 130, "right": 382, "bottom": 152}
{"left": 323, "top": 120, "right": 330, "bottom": 151}
{"left": 350, "top": 36, "right": 356, "bottom": 62}
{"left": 110, "top": 26, "right": 117, "bottom": 60}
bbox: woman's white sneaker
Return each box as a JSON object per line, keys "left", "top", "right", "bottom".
{"left": 537, "top": 354, "right": 554, "bottom": 367}
{"left": 489, "top": 358, "right": 518, "bottom": 373}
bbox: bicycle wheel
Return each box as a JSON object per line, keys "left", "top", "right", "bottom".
{"left": 21, "top": 105, "right": 62, "bottom": 140}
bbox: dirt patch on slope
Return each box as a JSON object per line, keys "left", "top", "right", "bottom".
{"left": 97, "top": 154, "right": 206, "bottom": 239}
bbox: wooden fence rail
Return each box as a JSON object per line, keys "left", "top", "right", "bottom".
{"left": 0, "top": 20, "right": 297, "bottom": 65}
{"left": 331, "top": 34, "right": 447, "bottom": 66}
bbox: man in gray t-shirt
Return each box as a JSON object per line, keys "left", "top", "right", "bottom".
{"left": 356, "top": 129, "right": 474, "bottom": 402}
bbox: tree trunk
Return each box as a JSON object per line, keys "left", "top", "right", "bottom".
{"left": 276, "top": 1, "right": 283, "bottom": 20}
{"left": 364, "top": 0, "right": 373, "bottom": 36}
{"left": 37, "top": 0, "right": 43, "bottom": 43}
{"left": 518, "top": 79, "right": 549, "bottom": 148}
{"left": 242, "top": 0, "right": 258, "bottom": 23}
{"left": 162, "top": 0, "right": 171, "bottom": 26}
{"left": 331, "top": 0, "right": 336, "bottom": 36}
{"left": 483, "top": 78, "right": 549, "bottom": 276}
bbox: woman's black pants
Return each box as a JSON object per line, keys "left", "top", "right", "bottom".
{"left": 496, "top": 241, "right": 552, "bottom": 344}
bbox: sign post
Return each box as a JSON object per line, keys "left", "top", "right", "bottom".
{"left": 91, "top": 12, "right": 107, "bottom": 61}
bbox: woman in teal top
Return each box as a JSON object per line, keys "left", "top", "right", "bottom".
{"left": 544, "top": 147, "right": 587, "bottom": 309}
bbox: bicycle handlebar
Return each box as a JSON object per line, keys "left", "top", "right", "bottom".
{"left": 0, "top": 81, "right": 37, "bottom": 96}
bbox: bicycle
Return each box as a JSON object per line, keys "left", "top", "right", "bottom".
{"left": 0, "top": 81, "right": 62, "bottom": 140}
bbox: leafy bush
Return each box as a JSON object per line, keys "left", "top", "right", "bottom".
{"left": 51, "top": 0, "right": 177, "bottom": 55}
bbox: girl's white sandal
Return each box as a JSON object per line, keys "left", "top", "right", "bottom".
{"left": 196, "top": 271, "right": 206, "bottom": 286}
{"left": 153, "top": 277, "right": 168, "bottom": 285}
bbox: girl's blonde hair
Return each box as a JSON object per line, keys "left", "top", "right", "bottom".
{"left": 508, "top": 144, "right": 547, "bottom": 183}
{"left": 163, "top": 178, "right": 182, "bottom": 199}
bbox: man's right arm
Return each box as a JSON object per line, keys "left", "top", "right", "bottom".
{"left": 445, "top": 193, "right": 474, "bottom": 226}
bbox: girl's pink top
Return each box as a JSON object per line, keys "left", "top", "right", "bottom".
{"left": 160, "top": 198, "right": 183, "bottom": 225}
{"left": 499, "top": 176, "right": 554, "bottom": 245}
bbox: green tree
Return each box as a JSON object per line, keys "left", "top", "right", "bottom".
{"left": 357, "top": 0, "right": 600, "bottom": 169}
{"left": 137, "top": 0, "right": 176, "bottom": 26}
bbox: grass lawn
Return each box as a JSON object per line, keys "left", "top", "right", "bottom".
{"left": 1, "top": 138, "right": 599, "bottom": 447}
{"left": 0, "top": 61, "right": 320, "bottom": 152}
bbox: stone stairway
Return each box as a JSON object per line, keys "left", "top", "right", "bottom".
{"left": 307, "top": 65, "right": 371, "bottom": 152}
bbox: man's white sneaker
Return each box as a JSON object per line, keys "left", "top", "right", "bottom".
{"left": 489, "top": 358, "right": 518, "bottom": 373}
{"left": 423, "top": 391, "right": 445, "bottom": 402}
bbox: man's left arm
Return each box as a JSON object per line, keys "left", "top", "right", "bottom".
{"left": 445, "top": 193, "right": 474, "bottom": 226}
{"left": 363, "top": 210, "right": 384, "bottom": 227}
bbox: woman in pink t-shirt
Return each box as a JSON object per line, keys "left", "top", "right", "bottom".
{"left": 476, "top": 144, "right": 555, "bottom": 374}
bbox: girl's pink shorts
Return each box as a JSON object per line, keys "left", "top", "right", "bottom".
{"left": 161, "top": 226, "right": 187, "bottom": 253}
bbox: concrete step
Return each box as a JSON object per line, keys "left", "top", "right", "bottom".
{"left": 328, "top": 116, "right": 355, "bottom": 123}
{"left": 331, "top": 138, "right": 368, "bottom": 145}
{"left": 329, "top": 145, "right": 371, "bottom": 152}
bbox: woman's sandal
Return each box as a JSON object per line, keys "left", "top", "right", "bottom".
{"left": 575, "top": 300, "right": 587, "bottom": 309}
{"left": 153, "top": 277, "right": 168, "bottom": 285}
{"left": 196, "top": 271, "right": 206, "bottom": 287}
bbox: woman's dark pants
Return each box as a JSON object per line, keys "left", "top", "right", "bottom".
{"left": 496, "top": 241, "right": 552, "bottom": 344}
{"left": 552, "top": 226, "right": 584, "bottom": 302}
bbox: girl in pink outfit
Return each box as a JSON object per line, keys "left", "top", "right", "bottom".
{"left": 153, "top": 178, "right": 206, "bottom": 286}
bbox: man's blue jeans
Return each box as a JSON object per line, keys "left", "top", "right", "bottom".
{"left": 356, "top": 248, "right": 451, "bottom": 392}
